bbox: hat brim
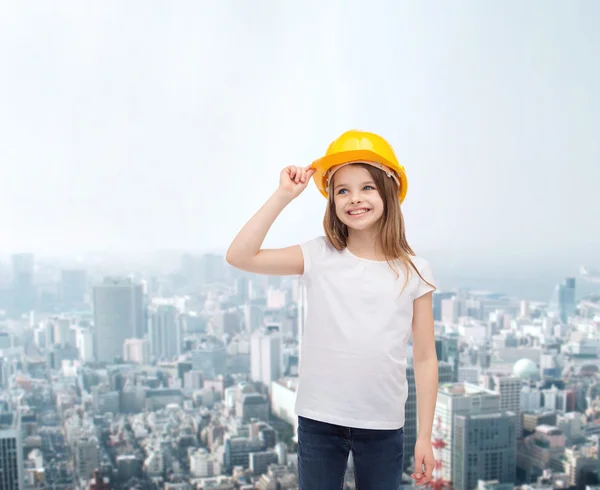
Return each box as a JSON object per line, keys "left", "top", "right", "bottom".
{"left": 310, "top": 149, "right": 408, "bottom": 202}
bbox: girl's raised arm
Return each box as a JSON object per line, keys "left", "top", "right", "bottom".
{"left": 226, "top": 165, "right": 315, "bottom": 276}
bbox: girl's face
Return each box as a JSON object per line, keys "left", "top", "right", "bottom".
{"left": 332, "top": 164, "right": 385, "bottom": 231}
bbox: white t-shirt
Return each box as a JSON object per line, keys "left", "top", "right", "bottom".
{"left": 295, "top": 236, "right": 436, "bottom": 430}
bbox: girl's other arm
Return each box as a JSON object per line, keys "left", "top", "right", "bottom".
{"left": 411, "top": 291, "right": 438, "bottom": 486}
{"left": 226, "top": 165, "right": 315, "bottom": 276}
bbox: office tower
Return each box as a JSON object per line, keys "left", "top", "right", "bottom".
{"left": 435, "top": 333, "right": 459, "bottom": 382}
{"left": 10, "top": 253, "right": 35, "bottom": 315}
{"left": 123, "top": 338, "right": 150, "bottom": 364}
{"left": 435, "top": 383, "right": 501, "bottom": 484}
{"left": 93, "top": 277, "right": 145, "bottom": 363}
{"left": 481, "top": 373, "right": 523, "bottom": 437}
{"left": 251, "top": 327, "right": 282, "bottom": 388}
{"left": 148, "top": 305, "right": 181, "bottom": 361}
{"left": 550, "top": 277, "right": 576, "bottom": 323}
{"left": 75, "top": 435, "right": 100, "bottom": 483}
{"left": 76, "top": 327, "right": 95, "bottom": 363}
{"left": 433, "top": 291, "right": 454, "bottom": 321}
{"left": 453, "top": 412, "right": 517, "bottom": 490}
{"left": 441, "top": 297, "right": 460, "bottom": 324}
{"left": 242, "top": 304, "right": 264, "bottom": 333}
{"left": 235, "top": 277, "right": 250, "bottom": 302}
{"left": 0, "top": 411, "right": 24, "bottom": 490}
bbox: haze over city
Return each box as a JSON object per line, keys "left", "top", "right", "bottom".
{"left": 1, "top": 2, "right": 599, "bottom": 273}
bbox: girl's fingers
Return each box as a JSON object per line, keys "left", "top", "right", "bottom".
{"left": 287, "top": 165, "right": 314, "bottom": 185}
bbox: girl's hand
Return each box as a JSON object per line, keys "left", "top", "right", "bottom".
{"left": 411, "top": 438, "right": 435, "bottom": 486}
{"left": 277, "top": 165, "right": 316, "bottom": 200}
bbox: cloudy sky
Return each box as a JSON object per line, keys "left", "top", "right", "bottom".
{"left": 1, "top": 1, "right": 599, "bottom": 267}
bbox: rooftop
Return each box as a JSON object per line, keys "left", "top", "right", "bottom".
{"left": 0, "top": 412, "right": 18, "bottom": 430}
{"left": 461, "top": 411, "right": 516, "bottom": 420}
{"left": 537, "top": 425, "right": 563, "bottom": 436}
{"left": 439, "top": 382, "right": 496, "bottom": 397}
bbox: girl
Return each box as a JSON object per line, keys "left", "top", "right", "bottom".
{"left": 227, "top": 130, "right": 438, "bottom": 489}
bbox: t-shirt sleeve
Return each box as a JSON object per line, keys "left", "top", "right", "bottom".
{"left": 299, "top": 236, "right": 327, "bottom": 277}
{"left": 415, "top": 259, "right": 437, "bottom": 298}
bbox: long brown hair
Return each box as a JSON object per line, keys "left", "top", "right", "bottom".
{"left": 323, "top": 163, "right": 435, "bottom": 292}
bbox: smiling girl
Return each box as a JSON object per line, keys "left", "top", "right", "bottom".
{"left": 226, "top": 130, "right": 438, "bottom": 489}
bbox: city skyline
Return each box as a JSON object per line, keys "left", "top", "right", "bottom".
{"left": 0, "top": 250, "right": 597, "bottom": 304}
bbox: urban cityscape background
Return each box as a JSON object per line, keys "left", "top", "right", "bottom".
{"left": 1, "top": 253, "right": 600, "bottom": 489}
{"left": 2, "top": 2, "right": 599, "bottom": 490}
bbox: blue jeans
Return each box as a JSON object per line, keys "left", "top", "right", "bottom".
{"left": 297, "top": 416, "right": 405, "bottom": 490}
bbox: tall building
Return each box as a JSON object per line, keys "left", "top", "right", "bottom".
{"left": 441, "top": 297, "right": 460, "bottom": 324}
{"left": 251, "top": 327, "right": 282, "bottom": 388}
{"left": 76, "top": 327, "right": 95, "bottom": 363}
{"left": 148, "top": 305, "right": 181, "bottom": 361}
{"left": 432, "top": 291, "right": 454, "bottom": 321}
{"left": 404, "top": 361, "right": 453, "bottom": 472}
{"left": 242, "top": 304, "right": 264, "bottom": 333}
{"left": 481, "top": 373, "right": 523, "bottom": 437}
{"left": 0, "top": 411, "right": 24, "bottom": 490}
{"left": 435, "top": 382, "right": 501, "bottom": 484}
{"left": 75, "top": 435, "right": 100, "bottom": 483}
{"left": 235, "top": 277, "right": 250, "bottom": 303}
{"left": 550, "top": 277, "right": 576, "bottom": 323}
{"left": 10, "top": 253, "right": 35, "bottom": 316}
{"left": 123, "top": 338, "right": 150, "bottom": 364}
{"left": 93, "top": 277, "right": 145, "bottom": 363}
{"left": 453, "top": 411, "right": 517, "bottom": 490}
{"left": 51, "top": 317, "right": 76, "bottom": 346}
{"left": 435, "top": 333, "right": 459, "bottom": 382}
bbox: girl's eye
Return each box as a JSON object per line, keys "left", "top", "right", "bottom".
{"left": 337, "top": 189, "right": 348, "bottom": 195}
{"left": 364, "top": 185, "right": 375, "bottom": 191}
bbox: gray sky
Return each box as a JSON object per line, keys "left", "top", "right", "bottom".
{"left": 1, "top": 1, "right": 599, "bottom": 264}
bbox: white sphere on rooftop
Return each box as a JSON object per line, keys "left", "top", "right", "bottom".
{"left": 513, "top": 358, "right": 539, "bottom": 380}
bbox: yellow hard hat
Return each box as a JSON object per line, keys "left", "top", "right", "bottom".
{"left": 311, "top": 129, "right": 408, "bottom": 203}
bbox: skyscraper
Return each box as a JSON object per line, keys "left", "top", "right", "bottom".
{"left": 148, "top": 305, "right": 181, "bottom": 361}
{"left": 93, "top": 277, "right": 145, "bottom": 363}
{"left": 0, "top": 411, "right": 24, "bottom": 490}
{"left": 481, "top": 373, "right": 523, "bottom": 437}
{"left": 251, "top": 327, "right": 282, "bottom": 388}
{"left": 10, "top": 253, "right": 35, "bottom": 316}
{"left": 435, "top": 382, "right": 501, "bottom": 484}
{"left": 435, "top": 333, "right": 459, "bottom": 382}
{"left": 549, "top": 277, "right": 576, "bottom": 323}
{"left": 453, "top": 411, "right": 517, "bottom": 490}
